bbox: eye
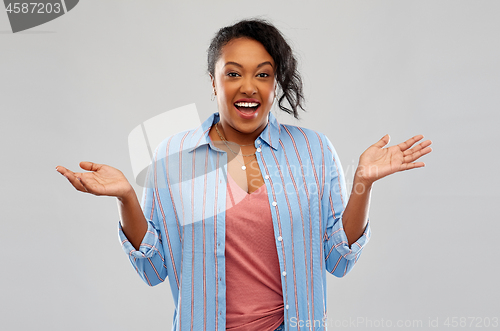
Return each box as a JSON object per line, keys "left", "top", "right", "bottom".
{"left": 227, "top": 72, "right": 240, "bottom": 77}
{"left": 257, "top": 73, "right": 270, "bottom": 78}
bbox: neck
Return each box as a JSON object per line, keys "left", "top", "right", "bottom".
{"left": 216, "top": 120, "right": 266, "bottom": 146}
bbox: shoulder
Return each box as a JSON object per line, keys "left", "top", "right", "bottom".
{"left": 153, "top": 127, "right": 199, "bottom": 159}
{"left": 278, "top": 123, "right": 341, "bottom": 165}
{"left": 278, "top": 123, "right": 329, "bottom": 150}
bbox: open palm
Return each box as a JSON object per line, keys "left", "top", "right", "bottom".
{"left": 356, "top": 134, "right": 432, "bottom": 184}
{"left": 56, "top": 161, "right": 132, "bottom": 199}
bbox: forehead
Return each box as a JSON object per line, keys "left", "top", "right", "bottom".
{"left": 216, "top": 38, "right": 274, "bottom": 68}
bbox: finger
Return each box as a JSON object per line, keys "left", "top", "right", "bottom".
{"left": 373, "top": 134, "right": 390, "bottom": 148}
{"left": 56, "top": 166, "right": 80, "bottom": 181}
{"left": 56, "top": 166, "right": 78, "bottom": 180}
{"left": 404, "top": 146, "right": 432, "bottom": 163}
{"left": 399, "top": 161, "right": 425, "bottom": 171}
{"left": 56, "top": 165, "right": 72, "bottom": 177}
{"left": 397, "top": 134, "right": 424, "bottom": 152}
{"left": 63, "top": 169, "right": 89, "bottom": 193}
{"left": 403, "top": 140, "right": 432, "bottom": 157}
{"left": 77, "top": 175, "right": 91, "bottom": 193}
{"left": 80, "top": 161, "right": 102, "bottom": 172}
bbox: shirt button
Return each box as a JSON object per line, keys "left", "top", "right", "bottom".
{"left": 272, "top": 201, "right": 277, "bottom": 206}
{"left": 277, "top": 236, "right": 283, "bottom": 242}
{"left": 256, "top": 139, "right": 261, "bottom": 144}
{"left": 256, "top": 147, "right": 261, "bottom": 152}
{"left": 286, "top": 304, "right": 289, "bottom": 310}
{"left": 265, "top": 175, "right": 269, "bottom": 180}
{"left": 282, "top": 271, "right": 287, "bottom": 276}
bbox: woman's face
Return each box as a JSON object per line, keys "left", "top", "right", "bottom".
{"left": 211, "top": 38, "right": 277, "bottom": 142}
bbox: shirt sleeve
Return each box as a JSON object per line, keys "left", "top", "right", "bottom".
{"left": 118, "top": 149, "right": 168, "bottom": 287}
{"left": 322, "top": 134, "right": 371, "bottom": 278}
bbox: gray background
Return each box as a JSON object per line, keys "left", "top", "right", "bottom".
{"left": 1, "top": 0, "right": 499, "bottom": 330}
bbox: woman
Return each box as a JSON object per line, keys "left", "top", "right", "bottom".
{"left": 56, "top": 19, "right": 432, "bottom": 331}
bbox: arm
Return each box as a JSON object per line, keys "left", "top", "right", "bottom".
{"left": 342, "top": 134, "right": 433, "bottom": 245}
{"left": 117, "top": 188, "right": 148, "bottom": 250}
{"left": 341, "top": 172, "right": 371, "bottom": 246}
{"left": 56, "top": 160, "right": 168, "bottom": 286}
{"left": 117, "top": 156, "right": 169, "bottom": 287}
{"left": 57, "top": 161, "right": 149, "bottom": 249}
{"left": 323, "top": 137, "right": 371, "bottom": 278}
{"left": 322, "top": 133, "right": 432, "bottom": 277}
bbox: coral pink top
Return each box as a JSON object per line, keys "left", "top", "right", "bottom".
{"left": 225, "top": 172, "right": 284, "bottom": 330}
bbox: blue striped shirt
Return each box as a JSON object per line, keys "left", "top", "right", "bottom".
{"left": 119, "top": 111, "right": 371, "bottom": 331}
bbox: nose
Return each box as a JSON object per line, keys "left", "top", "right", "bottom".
{"left": 239, "top": 77, "right": 257, "bottom": 96}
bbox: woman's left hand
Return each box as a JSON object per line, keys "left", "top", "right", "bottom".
{"left": 355, "top": 134, "right": 432, "bottom": 185}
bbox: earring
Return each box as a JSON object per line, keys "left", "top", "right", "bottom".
{"left": 211, "top": 90, "right": 216, "bottom": 101}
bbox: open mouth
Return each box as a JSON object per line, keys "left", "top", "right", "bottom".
{"left": 234, "top": 102, "right": 260, "bottom": 114}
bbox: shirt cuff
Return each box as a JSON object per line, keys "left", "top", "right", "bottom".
{"left": 326, "top": 217, "right": 371, "bottom": 260}
{"left": 118, "top": 221, "right": 160, "bottom": 259}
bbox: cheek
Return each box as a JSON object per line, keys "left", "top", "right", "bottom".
{"left": 264, "top": 85, "right": 276, "bottom": 103}
{"left": 216, "top": 81, "right": 236, "bottom": 99}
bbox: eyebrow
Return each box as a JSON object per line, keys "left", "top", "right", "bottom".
{"left": 223, "top": 61, "right": 274, "bottom": 69}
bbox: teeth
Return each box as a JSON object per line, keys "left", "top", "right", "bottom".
{"left": 235, "top": 102, "right": 259, "bottom": 108}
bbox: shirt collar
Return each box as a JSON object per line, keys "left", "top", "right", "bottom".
{"left": 187, "top": 111, "right": 281, "bottom": 153}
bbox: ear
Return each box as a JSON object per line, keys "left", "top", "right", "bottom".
{"left": 210, "top": 74, "right": 216, "bottom": 94}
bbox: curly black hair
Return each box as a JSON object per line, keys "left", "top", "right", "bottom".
{"left": 207, "top": 19, "right": 305, "bottom": 120}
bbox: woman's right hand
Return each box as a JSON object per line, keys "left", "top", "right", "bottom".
{"left": 56, "top": 161, "right": 133, "bottom": 200}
